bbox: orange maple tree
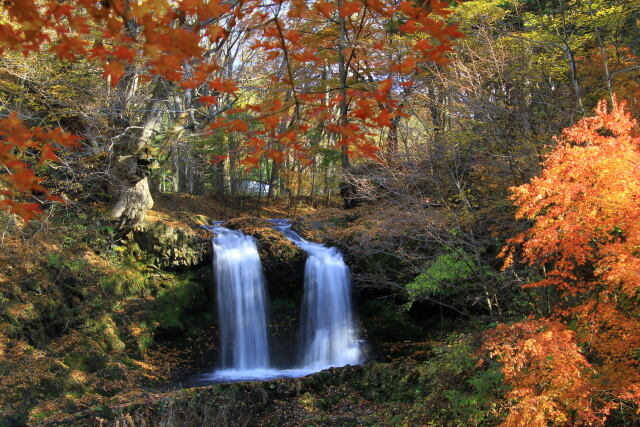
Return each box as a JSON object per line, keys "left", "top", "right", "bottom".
{"left": 484, "top": 98, "right": 640, "bottom": 426}
{"left": 0, "top": 0, "right": 463, "bottom": 221}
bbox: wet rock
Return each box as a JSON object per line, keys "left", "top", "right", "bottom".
{"left": 222, "top": 217, "right": 306, "bottom": 293}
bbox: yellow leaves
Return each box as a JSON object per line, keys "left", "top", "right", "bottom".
{"left": 131, "top": 0, "right": 170, "bottom": 17}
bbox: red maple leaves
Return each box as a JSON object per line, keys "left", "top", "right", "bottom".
{"left": 0, "top": 114, "right": 80, "bottom": 221}
{"left": 0, "top": 0, "right": 464, "bottom": 217}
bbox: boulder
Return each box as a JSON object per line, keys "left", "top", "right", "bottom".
{"left": 132, "top": 220, "right": 211, "bottom": 269}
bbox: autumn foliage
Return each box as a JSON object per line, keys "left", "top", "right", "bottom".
{"left": 0, "top": 113, "right": 79, "bottom": 221}
{"left": 485, "top": 98, "right": 640, "bottom": 425}
{"left": 0, "top": 0, "right": 463, "bottom": 220}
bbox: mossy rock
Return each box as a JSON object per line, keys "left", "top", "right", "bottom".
{"left": 64, "top": 350, "right": 108, "bottom": 373}
{"left": 222, "top": 217, "right": 306, "bottom": 293}
{"left": 84, "top": 316, "right": 126, "bottom": 354}
{"left": 290, "top": 217, "right": 327, "bottom": 242}
{"left": 132, "top": 220, "right": 212, "bottom": 270}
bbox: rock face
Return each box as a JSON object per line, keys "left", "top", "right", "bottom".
{"left": 133, "top": 220, "right": 212, "bottom": 269}
{"left": 222, "top": 217, "right": 306, "bottom": 294}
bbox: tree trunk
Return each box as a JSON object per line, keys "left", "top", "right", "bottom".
{"left": 108, "top": 78, "right": 169, "bottom": 231}
{"left": 214, "top": 160, "right": 226, "bottom": 198}
{"left": 387, "top": 115, "right": 400, "bottom": 156}
{"left": 559, "top": 0, "right": 584, "bottom": 113}
{"left": 337, "top": 0, "right": 350, "bottom": 171}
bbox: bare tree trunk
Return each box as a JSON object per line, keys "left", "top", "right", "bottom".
{"left": 588, "top": 0, "right": 614, "bottom": 105}
{"left": 228, "top": 134, "right": 239, "bottom": 197}
{"left": 559, "top": 0, "right": 584, "bottom": 113}
{"left": 387, "top": 116, "right": 400, "bottom": 156}
{"left": 214, "top": 160, "right": 226, "bottom": 198}
{"left": 310, "top": 154, "right": 317, "bottom": 207}
{"left": 268, "top": 90, "right": 292, "bottom": 199}
{"left": 337, "top": 0, "right": 350, "bottom": 170}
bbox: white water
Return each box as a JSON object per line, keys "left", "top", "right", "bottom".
{"left": 272, "top": 220, "right": 363, "bottom": 370}
{"left": 195, "top": 222, "right": 362, "bottom": 384}
{"left": 210, "top": 226, "right": 271, "bottom": 377}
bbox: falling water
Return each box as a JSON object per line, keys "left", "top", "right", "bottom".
{"left": 193, "top": 221, "right": 362, "bottom": 384}
{"left": 272, "top": 220, "right": 363, "bottom": 370}
{"left": 209, "top": 225, "right": 271, "bottom": 378}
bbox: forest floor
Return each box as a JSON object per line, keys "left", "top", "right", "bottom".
{"left": 0, "top": 194, "right": 233, "bottom": 424}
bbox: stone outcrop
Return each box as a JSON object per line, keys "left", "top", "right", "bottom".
{"left": 132, "top": 220, "right": 212, "bottom": 269}
{"left": 222, "top": 217, "right": 306, "bottom": 293}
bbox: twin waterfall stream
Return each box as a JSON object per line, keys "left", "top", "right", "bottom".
{"left": 202, "top": 220, "right": 362, "bottom": 382}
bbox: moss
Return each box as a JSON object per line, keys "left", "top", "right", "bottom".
{"left": 88, "top": 341, "right": 503, "bottom": 426}
{"left": 63, "top": 350, "right": 108, "bottom": 373}
{"left": 84, "top": 316, "right": 126, "bottom": 353}
{"left": 360, "top": 300, "right": 424, "bottom": 345}
{"left": 0, "top": 206, "right": 222, "bottom": 424}
{"left": 132, "top": 220, "right": 212, "bottom": 270}
{"left": 146, "top": 268, "right": 210, "bottom": 336}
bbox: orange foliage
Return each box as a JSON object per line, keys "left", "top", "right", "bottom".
{"left": 0, "top": 114, "right": 80, "bottom": 221}
{"left": 0, "top": 0, "right": 463, "bottom": 215}
{"left": 484, "top": 319, "right": 598, "bottom": 426}
{"left": 488, "top": 98, "right": 640, "bottom": 425}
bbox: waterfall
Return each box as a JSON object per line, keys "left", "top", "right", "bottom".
{"left": 272, "top": 220, "right": 363, "bottom": 370}
{"left": 210, "top": 226, "right": 271, "bottom": 375}
{"left": 193, "top": 221, "right": 362, "bottom": 384}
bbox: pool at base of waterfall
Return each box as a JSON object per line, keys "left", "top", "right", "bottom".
{"left": 185, "top": 360, "right": 364, "bottom": 385}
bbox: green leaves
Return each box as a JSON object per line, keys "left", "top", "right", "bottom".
{"left": 406, "top": 249, "right": 475, "bottom": 300}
